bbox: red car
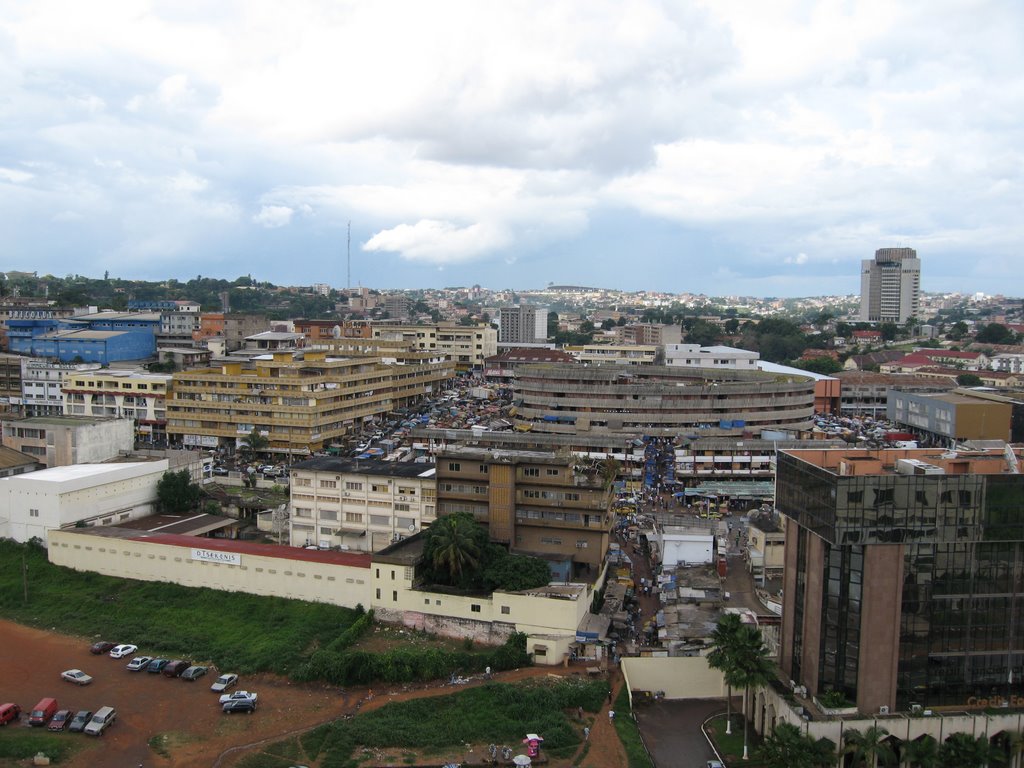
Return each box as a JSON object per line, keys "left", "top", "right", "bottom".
{"left": 48, "top": 710, "right": 71, "bottom": 732}
{"left": 89, "top": 641, "right": 115, "bottom": 655}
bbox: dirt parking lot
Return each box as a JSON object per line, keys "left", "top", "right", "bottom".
{"left": 0, "top": 620, "right": 629, "bottom": 768}
{"left": 0, "top": 620, "right": 355, "bottom": 767}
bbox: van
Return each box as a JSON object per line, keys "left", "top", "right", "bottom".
{"left": 28, "top": 698, "right": 58, "bottom": 727}
{"left": 83, "top": 706, "right": 116, "bottom": 736}
{"left": 0, "top": 703, "right": 21, "bottom": 726}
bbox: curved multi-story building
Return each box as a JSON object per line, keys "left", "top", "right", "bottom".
{"left": 512, "top": 364, "right": 815, "bottom": 437}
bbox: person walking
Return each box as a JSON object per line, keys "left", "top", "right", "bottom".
{"left": 608, "top": 710, "right": 616, "bottom": 723}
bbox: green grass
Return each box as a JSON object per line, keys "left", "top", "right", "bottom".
{"left": 253, "top": 677, "right": 608, "bottom": 768}
{"left": 612, "top": 685, "right": 654, "bottom": 768}
{"left": 0, "top": 729, "right": 80, "bottom": 764}
{"left": 706, "top": 713, "right": 766, "bottom": 766}
{"left": 0, "top": 539, "right": 361, "bottom": 676}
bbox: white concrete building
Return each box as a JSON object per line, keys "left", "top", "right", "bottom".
{"left": 658, "top": 524, "right": 717, "bottom": 568}
{"left": 288, "top": 458, "right": 437, "bottom": 551}
{"left": 664, "top": 344, "right": 759, "bottom": 370}
{"left": 21, "top": 358, "right": 101, "bottom": 416}
{"left": 0, "top": 415, "right": 135, "bottom": 468}
{"left": 0, "top": 460, "right": 168, "bottom": 543}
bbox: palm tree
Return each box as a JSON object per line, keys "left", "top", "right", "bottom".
{"left": 843, "top": 725, "right": 896, "bottom": 768}
{"left": 729, "top": 624, "right": 775, "bottom": 760}
{"left": 708, "top": 614, "right": 744, "bottom": 734}
{"left": 427, "top": 514, "right": 482, "bottom": 585}
{"left": 903, "top": 735, "right": 939, "bottom": 768}
{"left": 240, "top": 427, "right": 269, "bottom": 459}
{"left": 938, "top": 732, "right": 997, "bottom": 768}
{"left": 758, "top": 726, "right": 835, "bottom": 768}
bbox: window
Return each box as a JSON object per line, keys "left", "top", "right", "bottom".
{"left": 319, "top": 479, "right": 337, "bottom": 489}
{"left": 345, "top": 512, "right": 363, "bottom": 523}
{"left": 395, "top": 503, "right": 411, "bottom": 512}
{"left": 345, "top": 481, "right": 363, "bottom": 491}
{"left": 524, "top": 467, "right": 539, "bottom": 477}
{"left": 294, "top": 507, "right": 312, "bottom": 518}
{"left": 371, "top": 484, "right": 388, "bottom": 493}
{"left": 478, "top": 464, "right": 489, "bottom": 474}
{"left": 392, "top": 591, "right": 398, "bottom": 602}
{"left": 29, "top": 508, "right": 39, "bottom": 518}
{"left": 448, "top": 462, "right": 461, "bottom": 471}
{"left": 847, "top": 490, "right": 864, "bottom": 504}
{"left": 370, "top": 515, "right": 389, "bottom": 526}
{"left": 546, "top": 468, "right": 559, "bottom": 476}
{"left": 914, "top": 490, "right": 930, "bottom": 505}
{"left": 376, "top": 588, "right": 381, "bottom": 599}
{"left": 576, "top": 540, "right": 588, "bottom": 548}
{"left": 471, "top": 604, "right": 481, "bottom": 613}
{"left": 501, "top": 606, "right": 510, "bottom": 615}
{"left": 320, "top": 527, "right": 334, "bottom": 536}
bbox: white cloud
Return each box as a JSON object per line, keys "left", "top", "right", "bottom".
{"left": 0, "top": 167, "right": 34, "bottom": 183}
{"left": 364, "top": 220, "right": 511, "bottom": 263}
{"left": 253, "top": 205, "right": 294, "bottom": 228}
{"left": 0, "top": 1, "right": 1022, "bottom": 293}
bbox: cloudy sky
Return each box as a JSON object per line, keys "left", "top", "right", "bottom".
{"left": 2, "top": 1, "right": 1022, "bottom": 297}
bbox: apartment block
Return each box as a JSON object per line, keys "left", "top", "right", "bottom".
{"left": 435, "top": 447, "right": 613, "bottom": 575}
{"left": 288, "top": 458, "right": 437, "bottom": 551}
{"left": 371, "top": 323, "right": 497, "bottom": 369}
{"left": 166, "top": 351, "right": 452, "bottom": 454}
{"left": 568, "top": 344, "right": 659, "bottom": 366}
{"left": 0, "top": 415, "right": 135, "bottom": 467}
{"left": 62, "top": 369, "right": 172, "bottom": 442}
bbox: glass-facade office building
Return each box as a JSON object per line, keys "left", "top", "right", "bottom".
{"left": 777, "top": 448, "right": 1024, "bottom": 713}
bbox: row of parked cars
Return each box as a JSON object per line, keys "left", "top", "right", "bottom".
{"left": 90, "top": 639, "right": 254, "bottom": 713}
{"left": 0, "top": 699, "right": 116, "bottom": 736}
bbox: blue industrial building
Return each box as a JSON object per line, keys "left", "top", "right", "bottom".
{"left": 6, "top": 312, "right": 160, "bottom": 363}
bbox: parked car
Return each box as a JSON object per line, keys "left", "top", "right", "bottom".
{"left": 147, "top": 658, "right": 170, "bottom": 673}
{"left": 47, "top": 710, "right": 71, "bottom": 732}
{"left": 219, "top": 690, "right": 258, "bottom": 705}
{"left": 222, "top": 697, "right": 257, "bottom": 714}
{"left": 127, "top": 655, "right": 153, "bottom": 671}
{"left": 162, "top": 660, "right": 190, "bottom": 678}
{"left": 89, "top": 641, "right": 115, "bottom": 655}
{"left": 83, "top": 706, "right": 116, "bottom": 736}
{"left": 68, "top": 710, "right": 92, "bottom": 733}
{"left": 28, "top": 698, "right": 58, "bottom": 727}
{"left": 212, "top": 466, "right": 229, "bottom": 476}
{"left": 108, "top": 643, "right": 138, "bottom": 659}
{"left": 210, "top": 673, "right": 238, "bottom": 693}
{"left": 181, "top": 665, "right": 208, "bottom": 681}
{"left": 61, "top": 669, "right": 93, "bottom": 686}
{"left": 0, "top": 703, "right": 21, "bottom": 726}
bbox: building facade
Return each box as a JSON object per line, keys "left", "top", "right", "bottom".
{"left": 887, "top": 391, "right": 1012, "bottom": 445}
{"left": 288, "top": 458, "right": 437, "bottom": 551}
{"left": 664, "top": 344, "right": 759, "bottom": 370}
{"left": 62, "top": 369, "right": 172, "bottom": 443}
{"left": 498, "top": 305, "right": 548, "bottom": 345}
{"left": 0, "top": 415, "right": 135, "bottom": 467}
{"left": 777, "top": 446, "right": 1024, "bottom": 713}
{"left": 166, "top": 351, "right": 452, "bottom": 454}
{"left": 0, "top": 460, "right": 168, "bottom": 542}
{"left": 370, "top": 323, "right": 497, "bottom": 369}
{"left": 859, "top": 247, "right": 921, "bottom": 324}
{"left": 435, "top": 447, "right": 613, "bottom": 575}
{"left": 512, "top": 364, "right": 816, "bottom": 438}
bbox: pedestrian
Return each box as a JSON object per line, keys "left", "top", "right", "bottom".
{"left": 609, "top": 710, "right": 616, "bottom": 723}
{"left": 608, "top": 689, "right": 613, "bottom": 704}
{"left": 577, "top": 705, "right": 584, "bottom": 720}
{"left": 584, "top": 726, "right": 590, "bottom": 740}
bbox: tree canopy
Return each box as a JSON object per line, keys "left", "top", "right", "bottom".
{"left": 156, "top": 469, "right": 202, "bottom": 514}
{"left": 420, "top": 513, "right": 551, "bottom": 592}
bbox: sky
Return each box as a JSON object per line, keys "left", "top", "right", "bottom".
{"left": 2, "top": 1, "right": 1023, "bottom": 298}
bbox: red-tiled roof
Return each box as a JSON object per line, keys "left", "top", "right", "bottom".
{"left": 136, "top": 533, "right": 372, "bottom": 568}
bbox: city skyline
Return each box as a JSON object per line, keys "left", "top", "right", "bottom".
{"left": 2, "top": 2, "right": 1023, "bottom": 297}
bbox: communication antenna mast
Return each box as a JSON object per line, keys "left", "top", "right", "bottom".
{"left": 347, "top": 221, "right": 351, "bottom": 292}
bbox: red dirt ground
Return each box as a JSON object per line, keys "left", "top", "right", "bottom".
{"left": 0, "top": 620, "right": 629, "bottom": 768}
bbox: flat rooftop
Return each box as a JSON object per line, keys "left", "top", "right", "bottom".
{"left": 783, "top": 446, "right": 1023, "bottom": 476}
{"left": 291, "top": 457, "right": 436, "bottom": 478}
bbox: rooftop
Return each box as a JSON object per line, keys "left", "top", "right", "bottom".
{"left": 291, "top": 457, "right": 436, "bottom": 478}
{"left": 783, "top": 446, "right": 1023, "bottom": 476}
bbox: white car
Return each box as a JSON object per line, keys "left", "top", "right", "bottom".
{"left": 61, "top": 669, "right": 93, "bottom": 686}
{"left": 108, "top": 644, "right": 138, "bottom": 659}
{"left": 219, "top": 690, "right": 258, "bottom": 705}
{"left": 210, "top": 673, "right": 238, "bottom": 693}
{"left": 127, "top": 655, "right": 153, "bottom": 671}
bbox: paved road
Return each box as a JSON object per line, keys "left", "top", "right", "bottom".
{"left": 635, "top": 698, "right": 727, "bottom": 768}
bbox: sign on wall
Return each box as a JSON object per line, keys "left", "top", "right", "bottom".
{"left": 191, "top": 548, "right": 241, "bottom": 566}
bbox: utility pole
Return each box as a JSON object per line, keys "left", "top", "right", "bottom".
{"left": 22, "top": 554, "right": 28, "bottom": 603}
{"left": 347, "top": 221, "right": 351, "bottom": 292}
